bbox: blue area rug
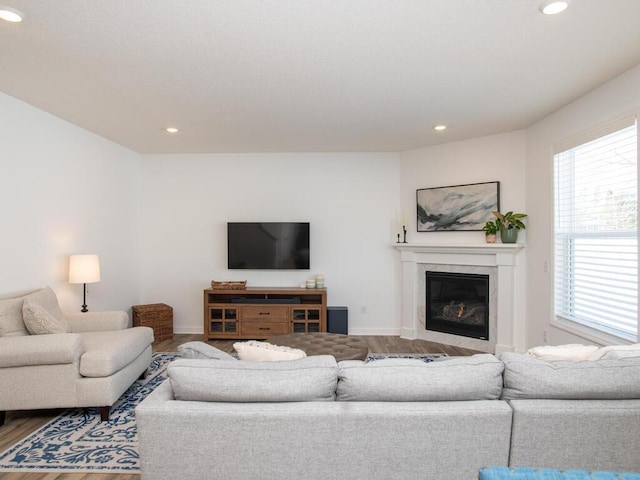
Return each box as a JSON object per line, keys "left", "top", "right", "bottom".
{"left": 0, "top": 351, "right": 446, "bottom": 473}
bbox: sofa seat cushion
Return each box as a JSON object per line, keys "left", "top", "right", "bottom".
{"left": 337, "top": 354, "right": 504, "bottom": 401}
{"left": 501, "top": 352, "right": 640, "bottom": 400}
{"left": 0, "top": 333, "right": 84, "bottom": 367}
{"left": 78, "top": 327, "right": 154, "bottom": 377}
{"left": 168, "top": 355, "right": 338, "bottom": 402}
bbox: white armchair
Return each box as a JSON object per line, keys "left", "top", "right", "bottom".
{"left": 0, "top": 287, "right": 154, "bottom": 425}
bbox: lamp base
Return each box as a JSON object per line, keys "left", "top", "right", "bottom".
{"left": 80, "top": 283, "right": 89, "bottom": 312}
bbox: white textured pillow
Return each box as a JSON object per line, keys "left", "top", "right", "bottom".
{"left": 588, "top": 344, "right": 640, "bottom": 361}
{"left": 234, "top": 340, "right": 307, "bottom": 361}
{"left": 22, "top": 299, "right": 69, "bottom": 335}
{"left": 527, "top": 344, "right": 598, "bottom": 361}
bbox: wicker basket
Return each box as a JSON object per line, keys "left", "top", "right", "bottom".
{"left": 210, "top": 280, "right": 247, "bottom": 290}
{"left": 132, "top": 303, "right": 173, "bottom": 342}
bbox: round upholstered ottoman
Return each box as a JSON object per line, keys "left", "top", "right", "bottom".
{"left": 269, "top": 332, "right": 369, "bottom": 361}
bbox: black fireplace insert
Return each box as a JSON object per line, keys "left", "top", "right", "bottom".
{"left": 426, "top": 271, "right": 489, "bottom": 340}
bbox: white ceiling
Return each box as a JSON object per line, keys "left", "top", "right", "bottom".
{"left": 1, "top": 0, "right": 640, "bottom": 154}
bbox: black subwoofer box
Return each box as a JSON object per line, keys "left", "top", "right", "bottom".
{"left": 327, "top": 306, "right": 348, "bottom": 335}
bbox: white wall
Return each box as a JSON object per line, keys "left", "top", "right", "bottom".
{"left": 0, "top": 93, "right": 141, "bottom": 313}
{"left": 525, "top": 64, "right": 640, "bottom": 348}
{"left": 399, "top": 131, "right": 527, "bottom": 244}
{"left": 4, "top": 61, "right": 637, "bottom": 347}
{"left": 138, "top": 153, "right": 400, "bottom": 335}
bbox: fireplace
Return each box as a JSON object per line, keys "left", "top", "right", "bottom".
{"left": 396, "top": 243, "right": 523, "bottom": 353}
{"left": 426, "top": 271, "right": 489, "bottom": 340}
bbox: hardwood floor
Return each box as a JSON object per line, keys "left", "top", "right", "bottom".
{"left": 0, "top": 334, "right": 479, "bottom": 480}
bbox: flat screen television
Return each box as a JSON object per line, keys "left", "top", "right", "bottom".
{"left": 227, "top": 222, "right": 310, "bottom": 270}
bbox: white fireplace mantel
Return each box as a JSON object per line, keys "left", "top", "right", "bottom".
{"left": 395, "top": 243, "right": 525, "bottom": 354}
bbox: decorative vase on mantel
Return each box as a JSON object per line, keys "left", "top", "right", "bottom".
{"left": 492, "top": 211, "right": 527, "bottom": 245}
{"left": 482, "top": 220, "right": 499, "bottom": 244}
{"left": 500, "top": 228, "right": 519, "bottom": 244}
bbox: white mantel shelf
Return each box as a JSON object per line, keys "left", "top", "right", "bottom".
{"left": 394, "top": 242, "right": 525, "bottom": 354}
{"left": 394, "top": 243, "right": 524, "bottom": 254}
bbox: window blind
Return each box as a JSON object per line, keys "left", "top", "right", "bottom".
{"left": 554, "top": 119, "right": 638, "bottom": 342}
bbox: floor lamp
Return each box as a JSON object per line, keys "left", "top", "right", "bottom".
{"left": 69, "top": 254, "right": 101, "bottom": 312}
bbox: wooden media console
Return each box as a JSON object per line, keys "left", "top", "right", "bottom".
{"left": 203, "top": 287, "right": 327, "bottom": 340}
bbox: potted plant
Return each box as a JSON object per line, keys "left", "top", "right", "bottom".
{"left": 482, "top": 220, "right": 499, "bottom": 244}
{"left": 492, "top": 211, "right": 527, "bottom": 243}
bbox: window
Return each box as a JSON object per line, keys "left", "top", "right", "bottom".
{"left": 554, "top": 117, "right": 638, "bottom": 343}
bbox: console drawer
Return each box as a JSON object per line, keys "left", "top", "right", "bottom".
{"left": 242, "top": 305, "right": 289, "bottom": 321}
{"left": 241, "top": 320, "right": 289, "bottom": 336}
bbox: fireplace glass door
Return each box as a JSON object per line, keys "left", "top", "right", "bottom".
{"left": 426, "top": 272, "right": 489, "bottom": 340}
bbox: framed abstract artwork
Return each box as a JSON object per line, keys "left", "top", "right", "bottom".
{"left": 416, "top": 181, "right": 500, "bottom": 232}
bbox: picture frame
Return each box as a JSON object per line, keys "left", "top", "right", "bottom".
{"left": 416, "top": 181, "right": 500, "bottom": 232}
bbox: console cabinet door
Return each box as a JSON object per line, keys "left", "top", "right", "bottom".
{"left": 291, "top": 307, "right": 323, "bottom": 333}
{"left": 207, "top": 306, "right": 239, "bottom": 337}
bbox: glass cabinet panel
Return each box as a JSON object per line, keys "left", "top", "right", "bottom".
{"left": 291, "top": 308, "right": 322, "bottom": 333}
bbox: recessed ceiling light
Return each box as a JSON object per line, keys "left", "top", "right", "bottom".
{"left": 434, "top": 125, "right": 447, "bottom": 131}
{"left": 0, "top": 6, "right": 25, "bottom": 22}
{"left": 539, "top": 1, "right": 569, "bottom": 15}
{"left": 165, "top": 127, "right": 179, "bottom": 133}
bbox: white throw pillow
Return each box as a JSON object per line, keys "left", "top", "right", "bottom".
{"left": 527, "top": 344, "right": 599, "bottom": 361}
{"left": 234, "top": 340, "right": 307, "bottom": 361}
{"left": 22, "top": 299, "right": 69, "bottom": 335}
{"left": 588, "top": 344, "right": 640, "bottom": 361}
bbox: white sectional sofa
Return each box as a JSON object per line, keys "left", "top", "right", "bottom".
{"left": 0, "top": 287, "right": 154, "bottom": 424}
{"left": 136, "top": 350, "right": 640, "bottom": 480}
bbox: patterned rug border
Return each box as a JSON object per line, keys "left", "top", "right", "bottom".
{"left": 367, "top": 353, "right": 447, "bottom": 361}
{"left": 0, "top": 351, "right": 447, "bottom": 473}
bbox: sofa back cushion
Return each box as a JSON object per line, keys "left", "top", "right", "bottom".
{"left": 336, "top": 354, "right": 504, "bottom": 401}
{"left": 168, "top": 355, "right": 338, "bottom": 402}
{"left": 501, "top": 352, "right": 640, "bottom": 400}
{"left": 0, "top": 297, "right": 29, "bottom": 337}
{"left": 0, "top": 287, "right": 67, "bottom": 337}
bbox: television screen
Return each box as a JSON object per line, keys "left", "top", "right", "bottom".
{"left": 227, "top": 222, "right": 310, "bottom": 270}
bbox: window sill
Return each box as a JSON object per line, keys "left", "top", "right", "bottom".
{"left": 552, "top": 316, "right": 636, "bottom": 346}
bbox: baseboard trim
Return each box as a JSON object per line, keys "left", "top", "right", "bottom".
{"left": 173, "top": 327, "right": 204, "bottom": 335}
{"left": 347, "top": 328, "right": 402, "bottom": 336}
{"left": 400, "top": 327, "right": 416, "bottom": 339}
{"left": 174, "top": 327, "right": 404, "bottom": 336}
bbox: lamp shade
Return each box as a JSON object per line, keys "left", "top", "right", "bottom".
{"left": 69, "top": 254, "right": 101, "bottom": 284}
